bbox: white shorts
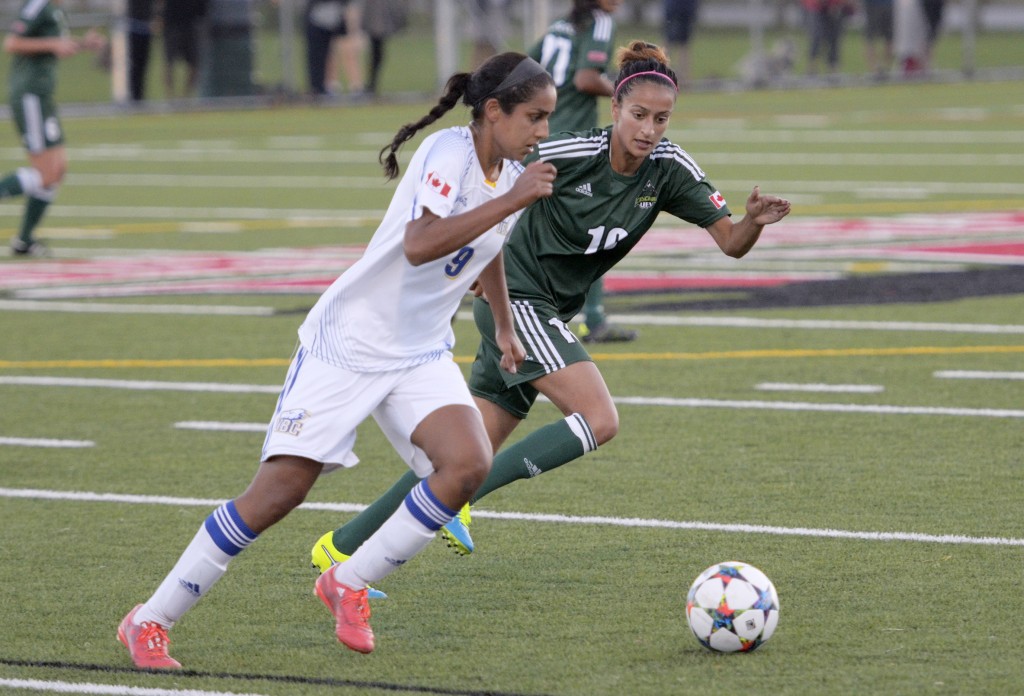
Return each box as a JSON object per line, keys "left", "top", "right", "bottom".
{"left": 261, "top": 346, "right": 478, "bottom": 478}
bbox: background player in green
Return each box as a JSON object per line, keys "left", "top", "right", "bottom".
{"left": 530, "top": 0, "right": 638, "bottom": 344}
{"left": 1, "top": 0, "right": 104, "bottom": 256}
{"left": 311, "top": 41, "right": 790, "bottom": 571}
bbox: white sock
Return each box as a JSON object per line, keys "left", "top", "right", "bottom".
{"left": 334, "top": 479, "right": 456, "bottom": 589}
{"left": 136, "top": 501, "right": 257, "bottom": 628}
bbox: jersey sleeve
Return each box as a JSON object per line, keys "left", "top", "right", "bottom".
{"left": 665, "top": 177, "right": 732, "bottom": 229}
{"left": 657, "top": 142, "right": 732, "bottom": 228}
{"left": 411, "top": 132, "right": 470, "bottom": 220}
{"left": 576, "top": 17, "right": 613, "bottom": 73}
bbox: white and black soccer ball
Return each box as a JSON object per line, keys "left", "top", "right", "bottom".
{"left": 686, "top": 561, "right": 779, "bottom": 653}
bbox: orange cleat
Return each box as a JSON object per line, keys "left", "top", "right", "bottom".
{"left": 315, "top": 569, "right": 375, "bottom": 654}
{"left": 117, "top": 604, "right": 181, "bottom": 670}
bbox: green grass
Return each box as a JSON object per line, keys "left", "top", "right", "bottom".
{"left": 0, "top": 67, "right": 1023, "bottom": 695}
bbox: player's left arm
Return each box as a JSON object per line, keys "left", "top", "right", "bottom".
{"left": 705, "top": 186, "right": 791, "bottom": 258}
{"left": 475, "top": 254, "right": 526, "bottom": 375}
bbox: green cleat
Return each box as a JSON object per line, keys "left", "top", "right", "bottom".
{"left": 440, "top": 504, "right": 474, "bottom": 556}
{"left": 311, "top": 531, "right": 388, "bottom": 599}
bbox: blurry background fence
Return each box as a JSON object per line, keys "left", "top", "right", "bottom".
{"left": 0, "top": 0, "right": 1021, "bottom": 106}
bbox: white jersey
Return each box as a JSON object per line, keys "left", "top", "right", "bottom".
{"left": 299, "top": 126, "right": 524, "bottom": 372}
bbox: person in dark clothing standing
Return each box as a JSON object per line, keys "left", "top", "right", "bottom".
{"left": 162, "top": 0, "right": 207, "bottom": 98}
{"left": 125, "top": 0, "right": 154, "bottom": 101}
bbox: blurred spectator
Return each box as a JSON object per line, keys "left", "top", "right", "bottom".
{"left": 802, "top": 0, "right": 854, "bottom": 76}
{"left": 306, "top": 0, "right": 361, "bottom": 97}
{"left": 893, "top": 0, "right": 927, "bottom": 74}
{"left": 163, "top": 0, "right": 207, "bottom": 98}
{"left": 863, "top": 0, "right": 894, "bottom": 79}
{"left": 362, "top": 0, "right": 407, "bottom": 95}
{"left": 664, "top": 0, "right": 699, "bottom": 88}
{"left": 325, "top": 0, "right": 365, "bottom": 96}
{"left": 126, "top": 0, "right": 154, "bottom": 101}
{"left": 920, "top": 0, "right": 944, "bottom": 71}
{"left": 464, "top": 0, "right": 508, "bottom": 69}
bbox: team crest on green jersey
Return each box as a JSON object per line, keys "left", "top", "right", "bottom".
{"left": 635, "top": 180, "right": 658, "bottom": 209}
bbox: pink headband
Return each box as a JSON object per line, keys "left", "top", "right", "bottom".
{"left": 613, "top": 70, "right": 678, "bottom": 99}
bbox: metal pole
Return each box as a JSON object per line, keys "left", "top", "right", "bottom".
{"left": 747, "top": 0, "right": 767, "bottom": 87}
{"left": 961, "top": 0, "right": 978, "bottom": 78}
{"left": 524, "top": 0, "right": 549, "bottom": 47}
{"left": 435, "top": 0, "right": 459, "bottom": 90}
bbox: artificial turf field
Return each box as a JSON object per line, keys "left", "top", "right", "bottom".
{"left": 0, "top": 76, "right": 1022, "bottom": 695}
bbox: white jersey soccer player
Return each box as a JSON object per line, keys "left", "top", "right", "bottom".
{"left": 117, "top": 53, "right": 557, "bottom": 666}
{"left": 299, "top": 126, "right": 524, "bottom": 372}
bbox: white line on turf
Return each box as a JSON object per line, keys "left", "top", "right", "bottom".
{"left": 4, "top": 377, "right": 1021, "bottom": 418}
{"left": 755, "top": 383, "right": 885, "bottom": 393}
{"left": 1, "top": 487, "right": 1021, "bottom": 548}
{"left": 935, "top": 370, "right": 1024, "bottom": 380}
{"left": 0, "top": 300, "right": 275, "bottom": 316}
{"left": 0, "top": 377, "right": 280, "bottom": 393}
{"left": 0, "top": 677, "right": 267, "bottom": 696}
{"left": 0, "top": 437, "right": 94, "bottom": 448}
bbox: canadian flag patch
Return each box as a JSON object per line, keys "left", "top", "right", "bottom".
{"left": 709, "top": 190, "right": 726, "bottom": 209}
{"left": 426, "top": 171, "right": 452, "bottom": 198}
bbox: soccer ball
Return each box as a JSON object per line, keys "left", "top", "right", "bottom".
{"left": 685, "top": 561, "right": 779, "bottom": 653}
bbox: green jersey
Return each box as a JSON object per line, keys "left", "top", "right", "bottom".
{"left": 8, "top": 0, "right": 69, "bottom": 98}
{"left": 528, "top": 9, "right": 615, "bottom": 134}
{"left": 504, "top": 128, "right": 732, "bottom": 320}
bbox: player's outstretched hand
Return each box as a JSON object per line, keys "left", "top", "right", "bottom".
{"left": 507, "top": 161, "right": 556, "bottom": 210}
{"left": 745, "top": 185, "right": 791, "bottom": 225}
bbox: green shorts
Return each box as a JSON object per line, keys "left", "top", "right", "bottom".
{"left": 468, "top": 296, "right": 593, "bottom": 419}
{"left": 9, "top": 91, "right": 63, "bottom": 153}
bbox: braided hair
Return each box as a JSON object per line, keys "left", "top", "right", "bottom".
{"left": 379, "top": 53, "right": 554, "bottom": 180}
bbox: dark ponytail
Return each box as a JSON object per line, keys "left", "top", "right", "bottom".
{"left": 379, "top": 53, "right": 553, "bottom": 180}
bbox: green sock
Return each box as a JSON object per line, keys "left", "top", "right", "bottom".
{"left": 0, "top": 172, "right": 25, "bottom": 199}
{"left": 332, "top": 469, "right": 420, "bottom": 555}
{"left": 329, "top": 415, "right": 597, "bottom": 551}
{"left": 19, "top": 195, "right": 50, "bottom": 244}
{"left": 583, "top": 277, "right": 606, "bottom": 330}
{"left": 471, "top": 413, "right": 597, "bottom": 502}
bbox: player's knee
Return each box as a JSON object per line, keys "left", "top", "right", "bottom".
{"left": 586, "top": 408, "right": 619, "bottom": 446}
{"left": 439, "top": 443, "right": 491, "bottom": 499}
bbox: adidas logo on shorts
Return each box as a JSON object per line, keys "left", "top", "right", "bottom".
{"left": 575, "top": 182, "right": 593, "bottom": 197}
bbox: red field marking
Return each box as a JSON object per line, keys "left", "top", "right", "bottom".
{"left": 4, "top": 213, "right": 1022, "bottom": 299}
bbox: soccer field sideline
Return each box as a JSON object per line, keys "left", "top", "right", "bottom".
{"left": 3, "top": 486, "right": 1023, "bottom": 549}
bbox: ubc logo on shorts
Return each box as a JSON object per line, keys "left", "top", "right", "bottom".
{"left": 275, "top": 408, "right": 309, "bottom": 436}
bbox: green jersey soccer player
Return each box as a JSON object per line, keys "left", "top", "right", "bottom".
{"left": 311, "top": 41, "right": 791, "bottom": 572}
{"left": 2, "top": 0, "right": 104, "bottom": 256}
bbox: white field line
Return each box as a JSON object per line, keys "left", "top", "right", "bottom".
{"left": 0, "top": 678, "right": 267, "bottom": 696}
{"left": 5, "top": 377, "right": 1022, "bottom": 418}
{"left": 176, "top": 421, "right": 266, "bottom": 432}
{"left": 935, "top": 370, "right": 1024, "bottom": 380}
{"left": 0, "top": 437, "right": 94, "bottom": 448}
{"left": 35, "top": 176, "right": 1024, "bottom": 197}
{"left": 0, "top": 205, "right": 383, "bottom": 221}
{"left": 612, "top": 396, "right": 1024, "bottom": 419}
{"left": 601, "top": 314, "right": 1024, "bottom": 335}
{"left": 0, "top": 300, "right": 275, "bottom": 316}
{"left": 1, "top": 487, "right": 1022, "bottom": 548}
{"left": 755, "top": 383, "right": 885, "bottom": 393}
{"left": 2, "top": 297, "right": 1021, "bottom": 334}
{"left": 0, "top": 377, "right": 280, "bottom": 394}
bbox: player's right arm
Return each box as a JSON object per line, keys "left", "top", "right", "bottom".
{"left": 403, "top": 161, "right": 557, "bottom": 266}
{"left": 3, "top": 33, "right": 78, "bottom": 57}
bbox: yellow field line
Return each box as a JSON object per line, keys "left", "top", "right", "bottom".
{"left": 2, "top": 345, "right": 1022, "bottom": 370}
